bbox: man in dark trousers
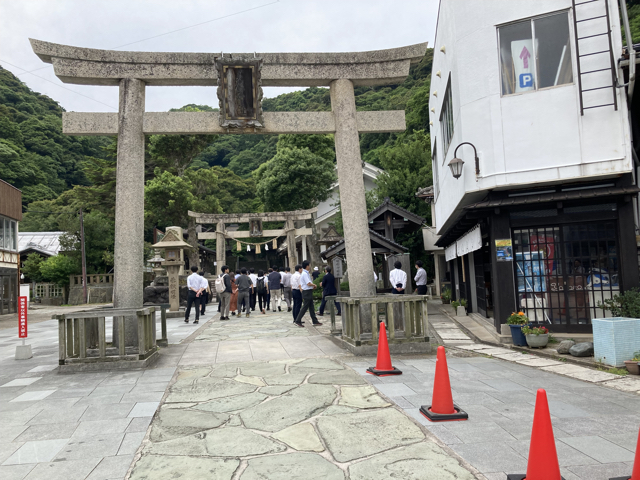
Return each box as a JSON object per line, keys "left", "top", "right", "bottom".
{"left": 317, "top": 266, "right": 341, "bottom": 316}
{"left": 199, "top": 271, "right": 210, "bottom": 316}
{"left": 236, "top": 268, "right": 253, "bottom": 318}
{"left": 219, "top": 265, "right": 232, "bottom": 320}
{"left": 268, "top": 266, "right": 282, "bottom": 312}
{"left": 185, "top": 265, "right": 207, "bottom": 324}
{"left": 294, "top": 260, "right": 322, "bottom": 327}
{"left": 291, "top": 264, "right": 303, "bottom": 322}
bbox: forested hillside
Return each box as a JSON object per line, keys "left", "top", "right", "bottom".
{"left": 1, "top": 48, "right": 434, "bottom": 279}
{"left": 0, "top": 67, "right": 111, "bottom": 204}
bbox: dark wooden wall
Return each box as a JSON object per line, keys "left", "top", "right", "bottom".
{"left": 0, "top": 180, "right": 22, "bottom": 221}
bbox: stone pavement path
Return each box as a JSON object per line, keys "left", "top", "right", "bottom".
{"left": 429, "top": 301, "right": 640, "bottom": 395}
{"left": 0, "top": 308, "right": 216, "bottom": 480}
{"left": 126, "top": 308, "right": 481, "bottom": 480}
{"left": 343, "top": 302, "right": 639, "bottom": 479}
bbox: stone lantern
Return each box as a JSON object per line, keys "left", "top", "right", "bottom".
{"left": 148, "top": 250, "right": 165, "bottom": 278}
{"left": 152, "top": 226, "right": 192, "bottom": 312}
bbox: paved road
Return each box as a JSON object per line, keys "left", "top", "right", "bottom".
{"left": 346, "top": 304, "right": 639, "bottom": 479}
{"left": 1, "top": 303, "right": 638, "bottom": 479}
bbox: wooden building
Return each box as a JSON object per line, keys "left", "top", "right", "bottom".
{"left": 0, "top": 180, "right": 22, "bottom": 315}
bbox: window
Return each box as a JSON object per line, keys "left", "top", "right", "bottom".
{"left": 432, "top": 143, "right": 439, "bottom": 199}
{"left": 0, "top": 217, "right": 17, "bottom": 251}
{"left": 499, "top": 12, "right": 573, "bottom": 95}
{"left": 440, "top": 79, "right": 454, "bottom": 153}
{"left": 513, "top": 222, "right": 618, "bottom": 332}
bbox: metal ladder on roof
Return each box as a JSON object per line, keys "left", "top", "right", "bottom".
{"left": 571, "top": 0, "right": 619, "bottom": 114}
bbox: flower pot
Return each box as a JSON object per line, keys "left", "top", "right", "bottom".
{"left": 624, "top": 360, "right": 640, "bottom": 375}
{"left": 509, "top": 324, "right": 528, "bottom": 346}
{"left": 526, "top": 333, "right": 549, "bottom": 349}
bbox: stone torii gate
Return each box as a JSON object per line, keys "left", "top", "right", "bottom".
{"left": 29, "top": 39, "right": 428, "bottom": 314}
{"left": 189, "top": 207, "right": 318, "bottom": 271}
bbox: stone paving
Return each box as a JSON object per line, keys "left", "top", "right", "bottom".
{"left": 345, "top": 303, "right": 639, "bottom": 479}
{"left": 428, "top": 301, "right": 640, "bottom": 395}
{"left": 129, "top": 357, "right": 476, "bottom": 479}
{"left": 1, "top": 301, "right": 639, "bottom": 479}
{"left": 0, "top": 308, "right": 215, "bottom": 480}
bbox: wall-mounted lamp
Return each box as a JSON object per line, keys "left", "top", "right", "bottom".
{"left": 440, "top": 46, "right": 446, "bottom": 53}
{"left": 433, "top": 91, "right": 437, "bottom": 97}
{"left": 448, "top": 157, "right": 464, "bottom": 179}
{"left": 430, "top": 107, "right": 435, "bottom": 113}
{"left": 449, "top": 142, "right": 480, "bottom": 179}
{"left": 436, "top": 70, "right": 441, "bottom": 77}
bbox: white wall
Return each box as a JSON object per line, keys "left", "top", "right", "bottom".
{"left": 430, "top": 0, "right": 632, "bottom": 234}
{"left": 315, "top": 163, "right": 381, "bottom": 233}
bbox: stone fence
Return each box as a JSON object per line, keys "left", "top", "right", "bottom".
{"left": 67, "top": 274, "right": 114, "bottom": 305}
{"left": 54, "top": 306, "right": 157, "bottom": 371}
{"left": 33, "top": 283, "right": 64, "bottom": 306}
{"left": 327, "top": 294, "right": 430, "bottom": 355}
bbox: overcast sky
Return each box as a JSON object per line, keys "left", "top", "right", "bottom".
{"left": 0, "top": 0, "right": 438, "bottom": 113}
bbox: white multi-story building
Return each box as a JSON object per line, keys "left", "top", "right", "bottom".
{"left": 428, "top": 0, "right": 639, "bottom": 333}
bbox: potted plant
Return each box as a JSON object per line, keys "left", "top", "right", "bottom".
{"left": 441, "top": 288, "right": 452, "bottom": 305}
{"left": 624, "top": 351, "right": 640, "bottom": 375}
{"left": 506, "top": 312, "right": 529, "bottom": 346}
{"left": 451, "top": 300, "right": 460, "bottom": 311}
{"left": 522, "top": 325, "right": 549, "bottom": 348}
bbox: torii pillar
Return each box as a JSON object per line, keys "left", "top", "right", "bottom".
{"left": 331, "top": 79, "right": 375, "bottom": 298}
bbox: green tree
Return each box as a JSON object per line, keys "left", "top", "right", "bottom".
{"left": 22, "top": 253, "right": 45, "bottom": 283}
{"left": 370, "top": 130, "right": 432, "bottom": 221}
{"left": 40, "top": 254, "right": 79, "bottom": 286}
{"left": 254, "top": 146, "right": 336, "bottom": 211}
{"left": 148, "top": 134, "right": 216, "bottom": 177}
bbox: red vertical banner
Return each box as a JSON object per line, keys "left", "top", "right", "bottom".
{"left": 18, "top": 296, "right": 27, "bottom": 338}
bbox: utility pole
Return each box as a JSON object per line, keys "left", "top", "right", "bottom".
{"left": 79, "top": 208, "right": 87, "bottom": 304}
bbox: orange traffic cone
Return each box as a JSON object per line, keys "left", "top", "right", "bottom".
{"left": 420, "top": 346, "right": 468, "bottom": 422}
{"left": 507, "top": 389, "right": 564, "bottom": 480}
{"left": 366, "top": 322, "right": 402, "bottom": 376}
{"left": 610, "top": 426, "right": 640, "bottom": 480}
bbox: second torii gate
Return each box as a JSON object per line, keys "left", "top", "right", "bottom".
{"left": 189, "top": 207, "right": 317, "bottom": 270}
{"left": 29, "top": 38, "right": 428, "bottom": 329}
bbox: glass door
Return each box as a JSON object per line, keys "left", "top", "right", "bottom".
{"left": 512, "top": 222, "right": 619, "bottom": 332}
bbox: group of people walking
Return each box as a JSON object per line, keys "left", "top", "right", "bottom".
{"left": 184, "top": 258, "right": 429, "bottom": 324}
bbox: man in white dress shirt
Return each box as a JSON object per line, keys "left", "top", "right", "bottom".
{"left": 414, "top": 260, "right": 428, "bottom": 295}
{"left": 185, "top": 265, "right": 208, "bottom": 324}
{"left": 389, "top": 261, "right": 407, "bottom": 295}
{"left": 290, "top": 265, "right": 303, "bottom": 322}
{"left": 249, "top": 268, "right": 258, "bottom": 311}
{"left": 294, "top": 260, "right": 322, "bottom": 326}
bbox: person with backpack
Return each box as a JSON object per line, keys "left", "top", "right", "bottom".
{"left": 236, "top": 268, "right": 253, "bottom": 318}
{"left": 256, "top": 270, "right": 269, "bottom": 314}
{"left": 216, "top": 265, "right": 232, "bottom": 320}
{"left": 268, "top": 266, "right": 282, "bottom": 312}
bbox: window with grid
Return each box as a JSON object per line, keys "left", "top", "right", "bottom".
{"left": 513, "top": 222, "right": 619, "bottom": 331}
{"left": 439, "top": 79, "right": 454, "bottom": 154}
{"left": 498, "top": 11, "right": 573, "bottom": 95}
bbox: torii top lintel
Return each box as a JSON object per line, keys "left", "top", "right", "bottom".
{"left": 29, "top": 39, "right": 428, "bottom": 87}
